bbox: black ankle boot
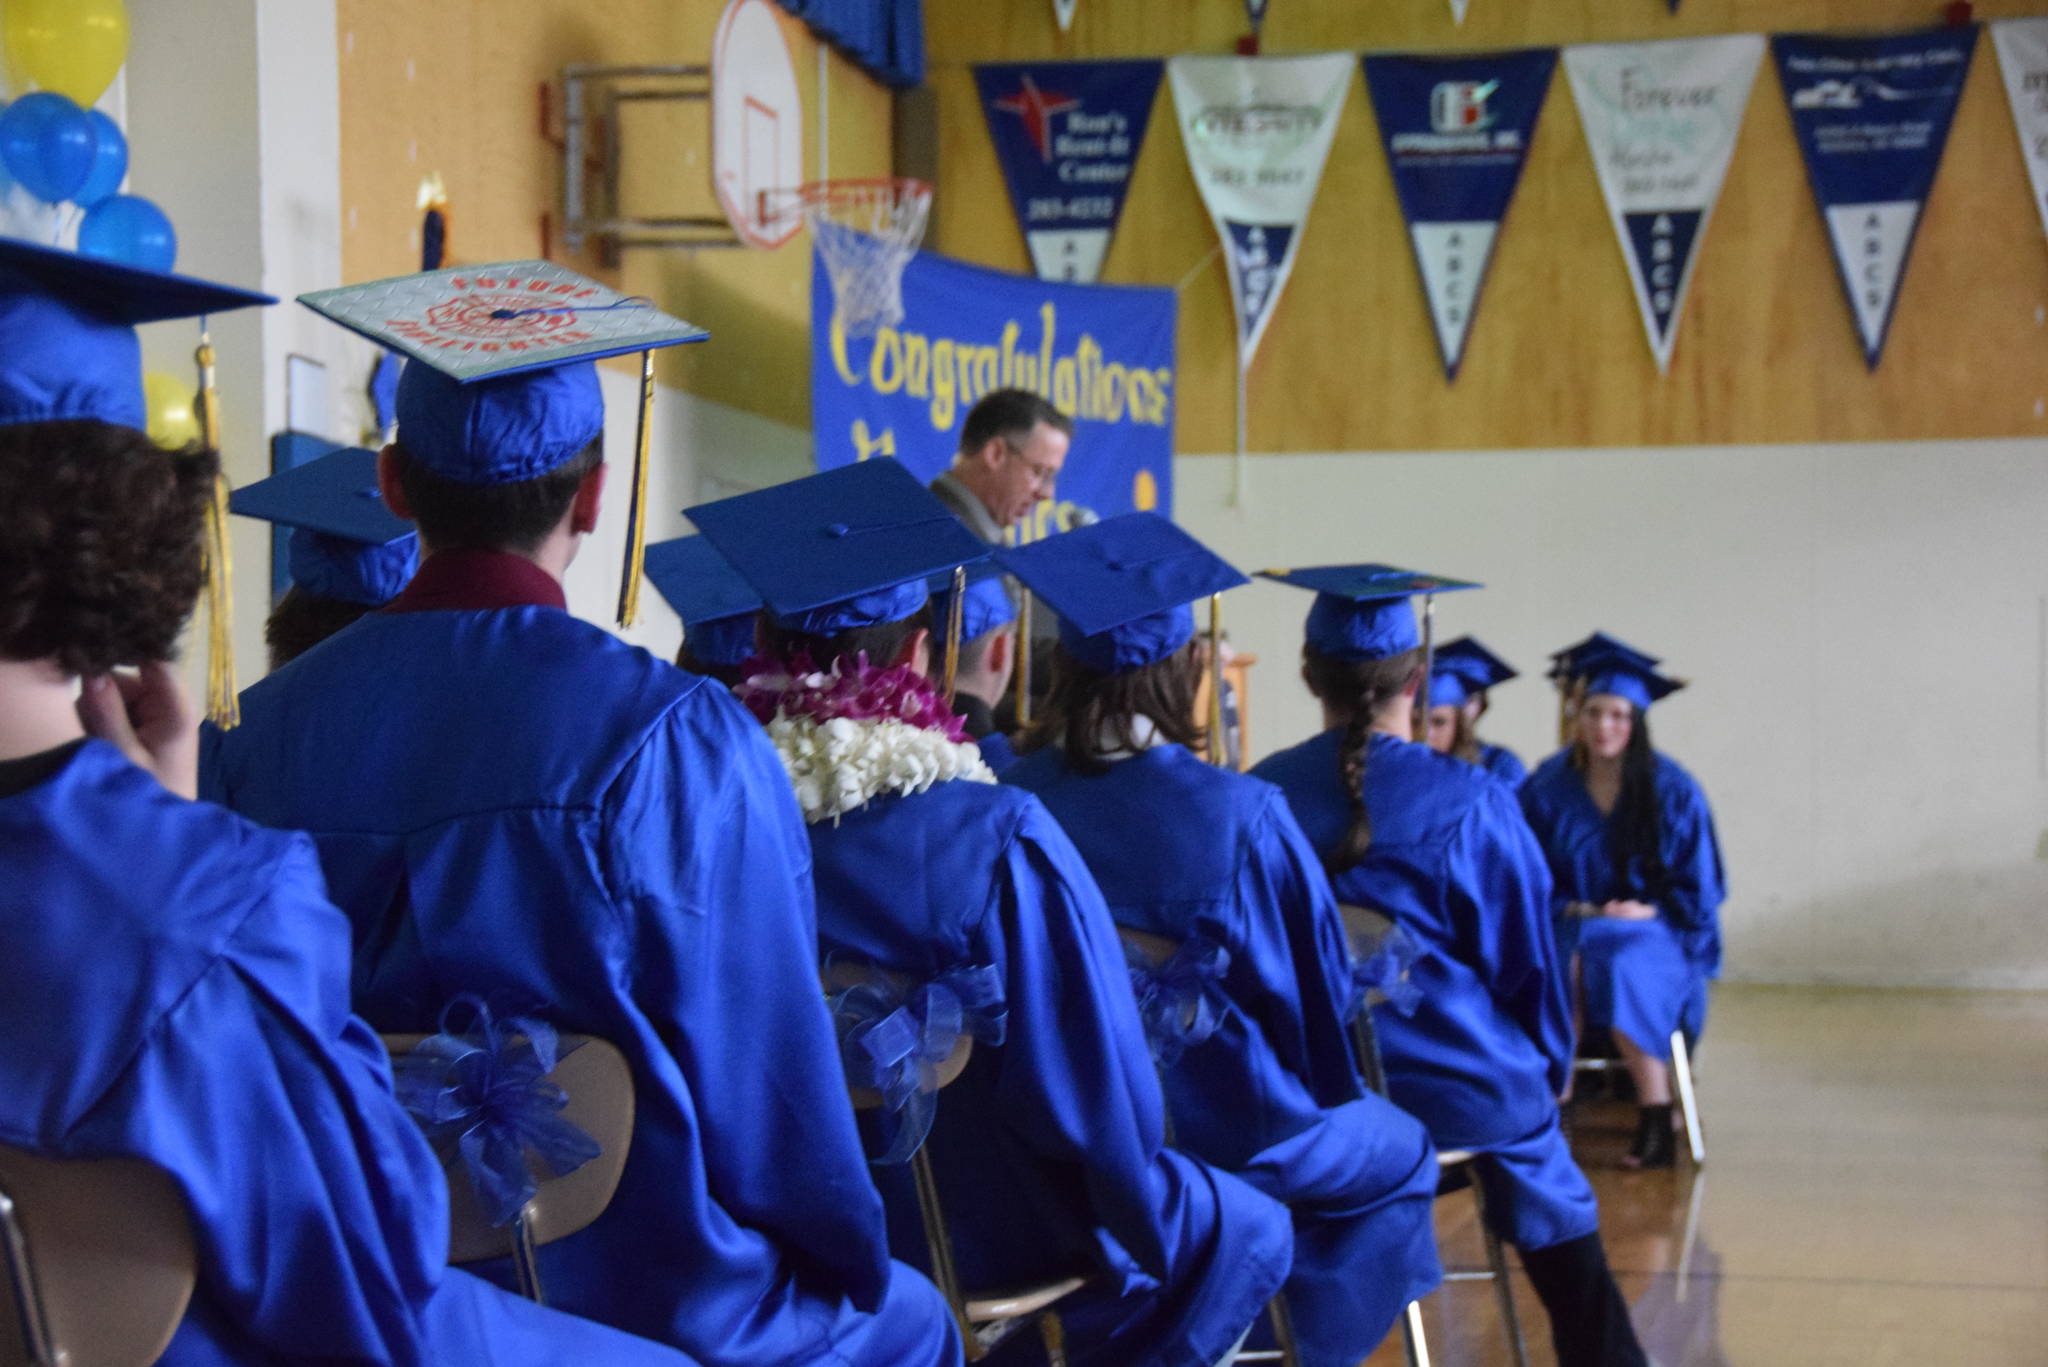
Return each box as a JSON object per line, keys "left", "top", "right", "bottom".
{"left": 1623, "top": 1103, "right": 1675, "bottom": 1170}
{"left": 1517, "top": 1232, "right": 1648, "bottom": 1367}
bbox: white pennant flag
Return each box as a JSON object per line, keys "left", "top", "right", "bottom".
{"left": 1564, "top": 35, "right": 1764, "bottom": 373}
{"left": 1053, "top": 0, "right": 1078, "bottom": 32}
{"left": 1994, "top": 19, "right": 2048, "bottom": 244}
{"left": 1449, "top": 0, "right": 1470, "bottom": 24}
{"left": 1169, "top": 53, "right": 1352, "bottom": 369}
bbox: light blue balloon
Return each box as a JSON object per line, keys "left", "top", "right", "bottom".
{"left": 79, "top": 195, "right": 178, "bottom": 272}
{"left": 73, "top": 110, "right": 128, "bottom": 208}
{"left": 0, "top": 92, "right": 96, "bottom": 204}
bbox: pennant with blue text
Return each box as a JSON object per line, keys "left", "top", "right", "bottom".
{"left": 1993, "top": 19, "right": 2048, "bottom": 247}
{"left": 975, "top": 60, "right": 1164, "bottom": 284}
{"left": 1773, "top": 26, "right": 1976, "bottom": 369}
{"left": 1363, "top": 48, "right": 1557, "bottom": 379}
{"left": 1565, "top": 35, "right": 1764, "bottom": 373}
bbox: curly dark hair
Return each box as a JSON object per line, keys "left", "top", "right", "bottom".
{"left": 266, "top": 586, "right": 378, "bottom": 669}
{"left": 0, "top": 420, "right": 216, "bottom": 676}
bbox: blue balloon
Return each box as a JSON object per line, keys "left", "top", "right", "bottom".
{"left": 73, "top": 110, "right": 127, "bottom": 208}
{"left": 79, "top": 195, "right": 177, "bottom": 272}
{"left": 0, "top": 92, "right": 97, "bottom": 204}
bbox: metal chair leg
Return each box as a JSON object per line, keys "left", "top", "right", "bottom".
{"left": 1400, "top": 1299, "right": 1431, "bottom": 1367}
{"left": 1036, "top": 1310, "right": 1067, "bottom": 1367}
{"left": 510, "top": 1209, "right": 547, "bottom": 1304}
{"left": 1464, "top": 1169, "right": 1530, "bottom": 1367}
{"left": 1, "top": 1183, "right": 58, "bottom": 1367}
{"left": 1670, "top": 1030, "right": 1706, "bottom": 1166}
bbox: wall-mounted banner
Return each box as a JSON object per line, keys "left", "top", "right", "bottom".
{"left": 1564, "top": 35, "right": 1764, "bottom": 373}
{"left": 1053, "top": 0, "right": 1077, "bottom": 32}
{"left": 1363, "top": 47, "right": 1557, "bottom": 379}
{"left": 1991, "top": 21, "right": 2048, "bottom": 245}
{"left": 1449, "top": 0, "right": 1470, "bottom": 25}
{"left": 1168, "top": 52, "right": 1353, "bottom": 368}
{"left": 974, "top": 60, "right": 1165, "bottom": 284}
{"left": 1773, "top": 27, "right": 1976, "bottom": 369}
{"left": 1245, "top": 0, "right": 1269, "bottom": 33}
{"left": 813, "top": 247, "right": 1176, "bottom": 520}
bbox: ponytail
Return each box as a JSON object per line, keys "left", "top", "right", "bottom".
{"left": 1302, "top": 645, "right": 1423, "bottom": 874}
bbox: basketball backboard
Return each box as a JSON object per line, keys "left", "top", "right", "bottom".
{"left": 712, "top": 0, "right": 803, "bottom": 249}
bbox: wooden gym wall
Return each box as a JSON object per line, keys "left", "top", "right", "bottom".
{"left": 335, "top": 0, "right": 891, "bottom": 429}
{"left": 925, "top": 1, "right": 2048, "bottom": 454}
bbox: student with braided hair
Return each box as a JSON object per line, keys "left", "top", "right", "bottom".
{"left": 1252, "top": 566, "right": 1648, "bottom": 1367}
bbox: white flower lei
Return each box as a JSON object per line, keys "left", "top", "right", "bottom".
{"left": 766, "top": 713, "right": 996, "bottom": 824}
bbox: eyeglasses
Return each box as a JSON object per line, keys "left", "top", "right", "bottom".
{"left": 1003, "top": 438, "right": 1060, "bottom": 493}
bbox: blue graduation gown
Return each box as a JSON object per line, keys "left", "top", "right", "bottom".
{"left": 1519, "top": 751, "right": 1726, "bottom": 1048}
{"left": 1007, "top": 745, "right": 1441, "bottom": 1367}
{"left": 0, "top": 740, "right": 695, "bottom": 1367}
{"left": 1253, "top": 731, "right": 1597, "bottom": 1251}
{"left": 1477, "top": 742, "right": 1528, "bottom": 789}
{"left": 805, "top": 776, "right": 1295, "bottom": 1367}
{"left": 202, "top": 606, "right": 959, "bottom": 1367}
{"left": 977, "top": 730, "right": 1020, "bottom": 775}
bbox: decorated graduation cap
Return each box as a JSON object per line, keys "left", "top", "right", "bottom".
{"left": 228, "top": 446, "right": 419, "bottom": 607}
{"left": 996, "top": 513, "right": 1248, "bottom": 675}
{"left": 1258, "top": 564, "right": 1481, "bottom": 663}
{"left": 298, "top": 259, "right": 708, "bottom": 629}
{"left": 0, "top": 237, "right": 276, "bottom": 726}
{"left": 1575, "top": 645, "right": 1684, "bottom": 712}
{"left": 928, "top": 561, "right": 1016, "bottom": 646}
{"left": 642, "top": 533, "right": 762, "bottom": 670}
{"left": 686, "top": 458, "right": 990, "bottom": 694}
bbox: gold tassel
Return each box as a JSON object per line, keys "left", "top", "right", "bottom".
{"left": 1206, "top": 592, "right": 1226, "bottom": 766}
{"left": 614, "top": 350, "right": 655, "bottom": 629}
{"left": 195, "top": 325, "right": 238, "bottom": 728}
{"left": 941, "top": 565, "right": 965, "bottom": 702}
{"left": 1011, "top": 517, "right": 1033, "bottom": 725}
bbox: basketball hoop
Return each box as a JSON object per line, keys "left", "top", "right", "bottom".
{"left": 762, "top": 177, "right": 932, "bottom": 336}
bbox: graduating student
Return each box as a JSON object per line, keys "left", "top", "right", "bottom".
{"left": 202, "top": 263, "right": 960, "bottom": 1367}
{"left": 692, "top": 462, "right": 1294, "bottom": 1367}
{"left": 642, "top": 532, "right": 761, "bottom": 687}
{"left": 0, "top": 242, "right": 692, "bottom": 1367}
{"left": 930, "top": 561, "right": 1022, "bottom": 773}
{"left": 998, "top": 515, "right": 1442, "bottom": 1367}
{"left": 1519, "top": 643, "right": 1725, "bottom": 1170}
{"left": 1251, "top": 566, "right": 1648, "bottom": 1367}
{"left": 227, "top": 444, "right": 420, "bottom": 667}
{"left": 1424, "top": 635, "right": 1526, "bottom": 787}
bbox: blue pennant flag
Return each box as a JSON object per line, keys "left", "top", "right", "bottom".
{"left": 1773, "top": 26, "right": 1978, "bottom": 369}
{"left": 1363, "top": 48, "right": 1557, "bottom": 379}
{"left": 973, "top": 60, "right": 1164, "bottom": 284}
{"left": 1245, "top": 0, "right": 1269, "bottom": 32}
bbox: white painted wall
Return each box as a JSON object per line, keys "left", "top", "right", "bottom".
{"left": 1176, "top": 440, "right": 2048, "bottom": 990}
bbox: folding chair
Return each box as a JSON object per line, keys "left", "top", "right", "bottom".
{"left": 1115, "top": 926, "right": 1299, "bottom": 1367}
{"left": 383, "top": 1032, "right": 635, "bottom": 1304}
{"left": 0, "top": 1146, "right": 196, "bottom": 1367}
{"left": 826, "top": 960, "right": 1086, "bottom": 1364}
{"left": 1337, "top": 904, "right": 1530, "bottom": 1367}
{"left": 1571, "top": 1029, "right": 1707, "bottom": 1166}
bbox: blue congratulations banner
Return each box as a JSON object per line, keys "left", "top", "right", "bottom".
{"left": 813, "top": 248, "right": 1176, "bottom": 522}
{"left": 973, "top": 59, "right": 1164, "bottom": 284}
{"left": 1363, "top": 48, "right": 1556, "bottom": 379}
{"left": 1773, "top": 26, "right": 1977, "bottom": 368}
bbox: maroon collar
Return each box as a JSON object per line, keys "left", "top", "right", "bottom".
{"left": 384, "top": 549, "right": 568, "bottom": 614}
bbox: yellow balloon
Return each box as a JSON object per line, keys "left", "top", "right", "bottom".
{"left": 4, "top": 0, "right": 128, "bottom": 108}
{"left": 143, "top": 371, "right": 200, "bottom": 449}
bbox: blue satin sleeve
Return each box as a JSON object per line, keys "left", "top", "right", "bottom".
{"left": 1449, "top": 789, "right": 1572, "bottom": 1096}
{"left": 1653, "top": 771, "right": 1727, "bottom": 974}
{"left": 74, "top": 836, "right": 445, "bottom": 1367}
{"left": 603, "top": 692, "right": 891, "bottom": 1309}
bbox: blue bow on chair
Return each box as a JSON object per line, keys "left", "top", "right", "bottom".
{"left": 1125, "top": 936, "right": 1234, "bottom": 1067}
{"left": 1348, "top": 923, "right": 1423, "bottom": 1020}
{"left": 392, "top": 996, "right": 602, "bottom": 1227}
{"left": 831, "top": 964, "right": 1008, "bottom": 1166}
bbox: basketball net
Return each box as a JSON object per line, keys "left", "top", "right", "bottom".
{"left": 773, "top": 178, "right": 931, "bottom": 337}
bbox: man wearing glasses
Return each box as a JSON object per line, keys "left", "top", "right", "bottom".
{"left": 929, "top": 387, "right": 1072, "bottom": 544}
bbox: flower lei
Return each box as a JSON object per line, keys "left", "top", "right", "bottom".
{"left": 738, "top": 652, "right": 995, "bottom": 824}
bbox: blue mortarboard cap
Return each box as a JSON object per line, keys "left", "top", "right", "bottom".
{"left": 1579, "top": 652, "right": 1684, "bottom": 711}
{"left": 643, "top": 534, "right": 762, "bottom": 666}
{"left": 1428, "top": 670, "right": 1474, "bottom": 710}
{"left": 928, "top": 561, "right": 1017, "bottom": 644}
{"left": 0, "top": 237, "right": 274, "bottom": 431}
{"left": 687, "top": 459, "right": 989, "bottom": 636}
{"left": 1258, "top": 564, "right": 1481, "bottom": 662}
{"left": 1548, "top": 631, "right": 1659, "bottom": 681}
{"left": 1436, "top": 636, "right": 1518, "bottom": 691}
{"left": 228, "top": 446, "right": 419, "bottom": 606}
{"left": 298, "top": 260, "right": 707, "bottom": 485}
{"left": 996, "top": 513, "right": 1248, "bottom": 674}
